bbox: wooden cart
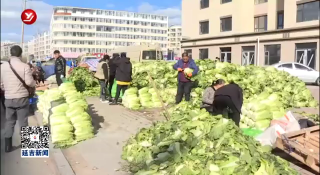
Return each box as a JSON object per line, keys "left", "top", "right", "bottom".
{"left": 275, "top": 126, "right": 320, "bottom": 173}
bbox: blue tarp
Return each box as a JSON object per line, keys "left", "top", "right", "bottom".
{"left": 42, "top": 65, "right": 55, "bottom": 79}
{"left": 66, "top": 61, "right": 73, "bottom": 67}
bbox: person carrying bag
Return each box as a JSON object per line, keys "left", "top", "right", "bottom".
{"left": 0, "top": 45, "right": 36, "bottom": 153}
{"left": 9, "top": 61, "right": 36, "bottom": 98}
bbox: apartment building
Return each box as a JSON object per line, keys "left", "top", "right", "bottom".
{"left": 167, "top": 25, "right": 182, "bottom": 57}
{"left": 31, "top": 31, "right": 51, "bottom": 60}
{"left": 181, "top": 0, "right": 320, "bottom": 70}
{"left": 50, "top": 6, "right": 169, "bottom": 58}
{"left": 1, "top": 42, "right": 28, "bottom": 59}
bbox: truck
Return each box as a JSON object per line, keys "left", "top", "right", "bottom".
{"left": 109, "top": 44, "right": 164, "bottom": 62}
{"left": 77, "top": 54, "right": 100, "bottom": 72}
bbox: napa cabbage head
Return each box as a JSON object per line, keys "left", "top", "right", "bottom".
{"left": 184, "top": 68, "right": 193, "bottom": 75}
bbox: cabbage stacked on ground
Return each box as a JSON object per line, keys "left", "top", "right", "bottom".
{"left": 130, "top": 60, "right": 318, "bottom": 109}
{"left": 122, "top": 87, "right": 141, "bottom": 110}
{"left": 50, "top": 102, "right": 75, "bottom": 147}
{"left": 122, "top": 104, "right": 298, "bottom": 175}
{"left": 37, "top": 88, "right": 75, "bottom": 147}
{"left": 138, "top": 87, "right": 153, "bottom": 108}
{"left": 59, "top": 83, "right": 94, "bottom": 142}
{"left": 68, "top": 60, "right": 318, "bottom": 110}
{"left": 37, "top": 88, "right": 64, "bottom": 125}
{"left": 240, "top": 92, "right": 286, "bottom": 130}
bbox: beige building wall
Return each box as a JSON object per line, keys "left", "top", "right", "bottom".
{"left": 181, "top": 0, "right": 320, "bottom": 70}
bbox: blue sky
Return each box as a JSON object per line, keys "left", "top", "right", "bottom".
{"left": 1, "top": 0, "right": 181, "bottom": 42}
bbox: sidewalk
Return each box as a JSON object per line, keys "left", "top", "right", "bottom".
{"left": 60, "top": 97, "right": 161, "bottom": 175}
{"left": 0, "top": 112, "right": 59, "bottom": 175}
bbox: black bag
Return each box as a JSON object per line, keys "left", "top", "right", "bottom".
{"left": 8, "top": 61, "right": 35, "bottom": 98}
{"left": 298, "top": 119, "right": 316, "bottom": 129}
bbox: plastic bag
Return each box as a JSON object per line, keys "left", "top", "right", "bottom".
{"left": 242, "top": 128, "right": 263, "bottom": 137}
{"left": 255, "top": 124, "right": 285, "bottom": 147}
{"left": 270, "top": 111, "right": 300, "bottom": 132}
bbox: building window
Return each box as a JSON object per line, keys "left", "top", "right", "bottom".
{"left": 221, "top": 0, "right": 232, "bottom": 4}
{"left": 200, "top": 0, "right": 209, "bottom": 9}
{"left": 242, "top": 46, "right": 255, "bottom": 65}
{"left": 220, "top": 17, "right": 232, "bottom": 32}
{"left": 199, "top": 21, "right": 209, "bottom": 34}
{"left": 277, "top": 11, "right": 284, "bottom": 29}
{"left": 264, "top": 44, "right": 281, "bottom": 65}
{"left": 184, "top": 49, "right": 192, "bottom": 59}
{"left": 199, "top": 49, "right": 208, "bottom": 59}
{"left": 295, "top": 42, "right": 317, "bottom": 69}
{"left": 220, "top": 47, "right": 231, "bottom": 63}
{"left": 297, "top": 1, "right": 320, "bottom": 22}
{"left": 255, "top": 0, "right": 268, "bottom": 5}
{"left": 254, "top": 15, "right": 267, "bottom": 32}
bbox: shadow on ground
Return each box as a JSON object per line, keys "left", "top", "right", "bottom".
{"left": 87, "top": 104, "right": 105, "bottom": 134}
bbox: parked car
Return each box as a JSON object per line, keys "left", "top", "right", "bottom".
{"left": 271, "top": 62, "right": 319, "bottom": 85}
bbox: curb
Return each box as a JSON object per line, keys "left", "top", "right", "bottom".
{"left": 34, "top": 111, "right": 75, "bottom": 175}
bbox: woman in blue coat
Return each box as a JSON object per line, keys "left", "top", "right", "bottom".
{"left": 173, "top": 53, "right": 199, "bottom": 104}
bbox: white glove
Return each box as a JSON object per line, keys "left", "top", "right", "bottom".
{"left": 60, "top": 75, "right": 64, "bottom": 78}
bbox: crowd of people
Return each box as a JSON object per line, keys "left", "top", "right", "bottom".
{"left": 93, "top": 52, "right": 132, "bottom": 105}
{"left": 0, "top": 45, "right": 243, "bottom": 153}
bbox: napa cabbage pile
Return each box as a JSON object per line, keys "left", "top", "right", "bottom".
{"left": 122, "top": 104, "right": 298, "bottom": 175}
{"left": 37, "top": 88, "right": 75, "bottom": 147}
{"left": 37, "top": 88, "right": 64, "bottom": 125}
{"left": 37, "top": 82, "right": 94, "bottom": 147}
{"left": 123, "top": 87, "right": 179, "bottom": 110}
{"left": 122, "top": 87, "right": 141, "bottom": 110}
{"left": 240, "top": 92, "right": 286, "bottom": 130}
{"left": 50, "top": 102, "right": 75, "bottom": 147}
{"left": 130, "top": 60, "right": 318, "bottom": 109}
{"left": 138, "top": 87, "right": 154, "bottom": 108}
{"left": 60, "top": 83, "right": 94, "bottom": 142}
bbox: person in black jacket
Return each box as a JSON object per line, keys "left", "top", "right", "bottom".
{"left": 110, "top": 53, "right": 132, "bottom": 105}
{"left": 108, "top": 53, "right": 119, "bottom": 102}
{"left": 53, "top": 50, "right": 66, "bottom": 86}
{"left": 213, "top": 82, "right": 243, "bottom": 126}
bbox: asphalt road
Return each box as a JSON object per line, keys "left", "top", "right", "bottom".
{"left": 307, "top": 85, "right": 319, "bottom": 102}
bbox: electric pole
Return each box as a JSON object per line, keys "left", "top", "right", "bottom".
{"left": 21, "top": 0, "right": 27, "bottom": 61}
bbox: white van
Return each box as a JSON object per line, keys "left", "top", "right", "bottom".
{"left": 109, "top": 45, "right": 163, "bottom": 62}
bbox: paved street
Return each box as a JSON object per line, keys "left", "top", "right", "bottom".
{"left": 0, "top": 112, "right": 59, "bottom": 175}
{"left": 61, "top": 97, "right": 154, "bottom": 175}
{"left": 307, "top": 85, "right": 319, "bottom": 102}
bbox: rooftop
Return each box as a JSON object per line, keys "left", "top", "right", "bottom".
{"left": 53, "top": 6, "right": 169, "bottom": 18}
